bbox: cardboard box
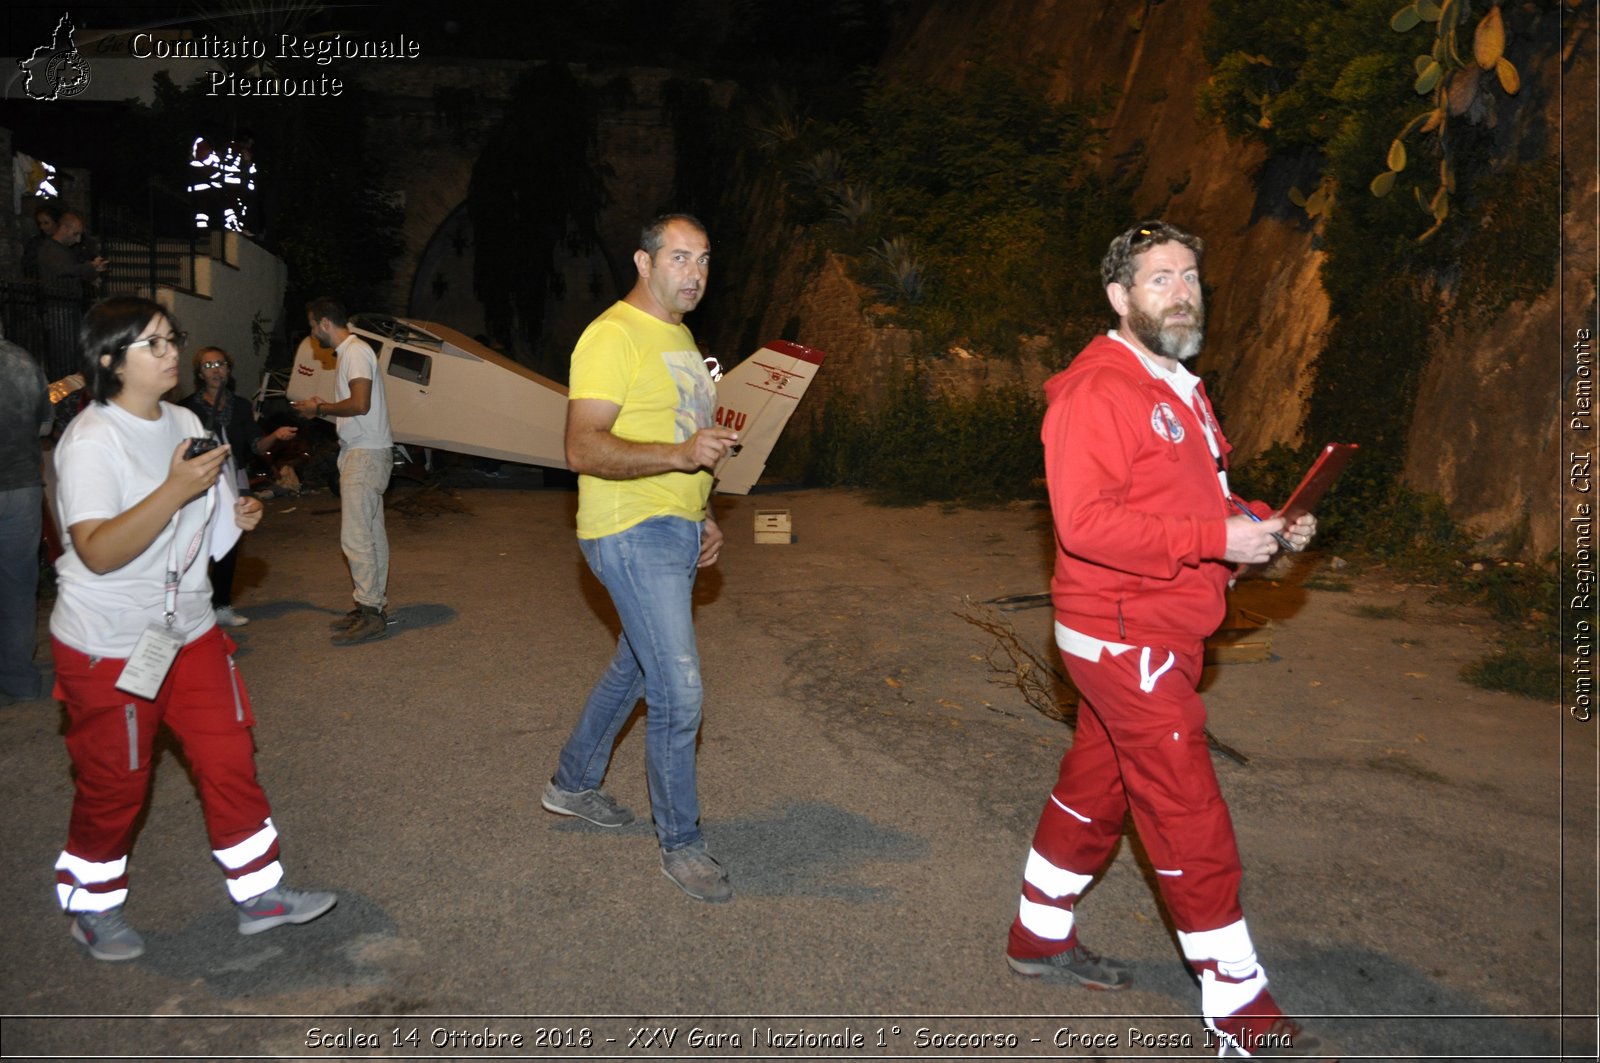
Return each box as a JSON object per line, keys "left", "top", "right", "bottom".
{"left": 754, "top": 509, "right": 792, "bottom": 545}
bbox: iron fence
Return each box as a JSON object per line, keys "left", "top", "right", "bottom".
{"left": 0, "top": 280, "right": 84, "bottom": 381}
{"left": 2, "top": 180, "right": 207, "bottom": 379}
{"left": 96, "top": 180, "right": 204, "bottom": 299}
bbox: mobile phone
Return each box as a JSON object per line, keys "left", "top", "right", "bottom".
{"left": 184, "top": 435, "right": 221, "bottom": 459}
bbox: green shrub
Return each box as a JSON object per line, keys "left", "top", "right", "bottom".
{"left": 799, "top": 373, "right": 1045, "bottom": 504}
{"left": 1232, "top": 440, "right": 1472, "bottom": 576}
{"left": 1233, "top": 446, "right": 1560, "bottom": 701}
{"left": 1228, "top": 442, "right": 1317, "bottom": 513}
{"left": 1462, "top": 649, "right": 1559, "bottom": 701}
{"left": 1452, "top": 557, "right": 1561, "bottom": 700}
{"left": 1202, "top": 0, "right": 1562, "bottom": 534}
{"left": 1459, "top": 557, "right": 1561, "bottom": 642}
{"left": 1454, "top": 156, "right": 1564, "bottom": 327}
{"left": 774, "top": 63, "right": 1134, "bottom": 361}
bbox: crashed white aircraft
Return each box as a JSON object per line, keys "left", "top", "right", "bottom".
{"left": 282, "top": 315, "right": 825, "bottom": 494}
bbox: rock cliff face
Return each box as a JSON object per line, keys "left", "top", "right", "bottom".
{"left": 1402, "top": 8, "right": 1591, "bottom": 558}
{"left": 732, "top": 0, "right": 1582, "bottom": 556}
{"left": 1406, "top": 264, "right": 1570, "bottom": 557}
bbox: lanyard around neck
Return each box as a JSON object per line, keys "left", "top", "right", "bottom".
{"left": 163, "top": 487, "right": 217, "bottom": 627}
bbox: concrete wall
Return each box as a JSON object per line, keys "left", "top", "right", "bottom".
{"left": 165, "top": 231, "right": 288, "bottom": 403}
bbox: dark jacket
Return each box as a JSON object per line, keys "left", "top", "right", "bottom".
{"left": 180, "top": 388, "right": 262, "bottom": 460}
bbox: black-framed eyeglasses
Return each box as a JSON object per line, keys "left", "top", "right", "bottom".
{"left": 200, "top": 359, "right": 227, "bottom": 370}
{"left": 125, "top": 331, "right": 188, "bottom": 355}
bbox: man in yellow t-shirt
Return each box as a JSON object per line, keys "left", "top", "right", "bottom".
{"left": 542, "top": 214, "right": 740, "bottom": 903}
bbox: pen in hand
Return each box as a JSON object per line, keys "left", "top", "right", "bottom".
{"left": 1230, "top": 498, "right": 1294, "bottom": 551}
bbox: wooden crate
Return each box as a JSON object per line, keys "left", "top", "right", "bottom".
{"left": 754, "top": 509, "right": 792, "bottom": 545}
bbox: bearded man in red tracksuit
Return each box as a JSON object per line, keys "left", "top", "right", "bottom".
{"left": 1005, "top": 221, "right": 1333, "bottom": 1060}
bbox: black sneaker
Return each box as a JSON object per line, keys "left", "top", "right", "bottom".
{"left": 1006, "top": 942, "right": 1131, "bottom": 990}
{"left": 331, "top": 606, "right": 388, "bottom": 646}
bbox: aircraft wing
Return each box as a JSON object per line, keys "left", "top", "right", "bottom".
{"left": 284, "top": 319, "right": 569, "bottom": 470}
{"left": 386, "top": 321, "right": 568, "bottom": 468}
{"left": 711, "top": 340, "right": 826, "bottom": 495}
{"left": 285, "top": 317, "right": 821, "bottom": 492}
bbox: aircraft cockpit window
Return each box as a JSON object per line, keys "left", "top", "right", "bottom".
{"left": 388, "top": 347, "right": 432, "bottom": 387}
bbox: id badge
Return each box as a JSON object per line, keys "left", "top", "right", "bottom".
{"left": 115, "top": 623, "right": 185, "bottom": 700}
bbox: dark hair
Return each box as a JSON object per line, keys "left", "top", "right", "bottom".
{"left": 192, "top": 345, "right": 231, "bottom": 391}
{"left": 639, "top": 213, "right": 706, "bottom": 257}
{"left": 305, "top": 296, "right": 348, "bottom": 328}
{"left": 81, "top": 297, "right": 178, "bottom": 403}
{"left": 1099, "top": 220, "right": 1205, "bottom": 290}
{"left": 34, "top": 202, "right": 61, "bottom": 224}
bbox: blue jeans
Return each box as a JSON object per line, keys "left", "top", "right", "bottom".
{"left": 555, "top": 517, "right": 705, "bottom": 852}
{"left": 0, "top": 485, "right": 43, "bottom": 699}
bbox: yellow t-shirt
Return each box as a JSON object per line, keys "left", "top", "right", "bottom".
{"left": 569, "top": 301, "right": 717, "bottom": 539}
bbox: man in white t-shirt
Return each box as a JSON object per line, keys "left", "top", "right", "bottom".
{"left": 291, "top": 298, "right": 393, "bottom": 646}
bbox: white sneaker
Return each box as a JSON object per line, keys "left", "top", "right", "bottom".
{"left": 214, "top": 606, "right": 250, "bottom": 628}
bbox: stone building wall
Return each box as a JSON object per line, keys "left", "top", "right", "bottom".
{"left": 344, "top": 61, "right": 693, "bottom": 364}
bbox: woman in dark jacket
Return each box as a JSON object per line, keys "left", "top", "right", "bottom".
{"left": 180, "top": 346, "right": 295, "bottom": 626}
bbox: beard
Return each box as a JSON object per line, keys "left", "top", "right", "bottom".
{"left": 1127, "top": 298, "right": 1205, "bottom": 362}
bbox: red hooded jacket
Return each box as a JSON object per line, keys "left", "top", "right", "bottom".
{"left": 1042, "top": 334, "right": 1263, "bottom": 648}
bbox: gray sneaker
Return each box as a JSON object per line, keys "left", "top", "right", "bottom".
{"left": 331, "top": 606, "right": 388, "bottom": 646}
{"left": 541, "top": 781, "right": 634, "bottom": 827}
{"left": 71, "top": 907, "right": 146, "bottom": 962}
{"left": 661, "top": 845, "right": 733, "bottom": 903}
{"left": 236, "top": 885, "right": 338, "bottom": 936}
{"left": 1006, "top": 942, "right": 1131, "bottom": 990}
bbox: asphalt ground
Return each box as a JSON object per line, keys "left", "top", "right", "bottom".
{"left": 0, "top": 483, "right": 1593, "bottom": 1061}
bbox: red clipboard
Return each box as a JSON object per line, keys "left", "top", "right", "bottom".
{"left": 1276, "top": 443, "right": 1358, "bottom": 523}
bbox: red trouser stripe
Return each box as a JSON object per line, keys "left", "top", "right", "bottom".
{"left": 52, "top": 627, "right": 277, "bottom": 908}
{"left": 1009, "top": 639, "right": 1244, "bottom": 958}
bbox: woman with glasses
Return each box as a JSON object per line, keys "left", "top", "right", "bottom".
{"left": 49, "top": 297, "right": 335, "bottom": 962}
{"left": 180, "top": 345, "right": 297, "bottom": 627}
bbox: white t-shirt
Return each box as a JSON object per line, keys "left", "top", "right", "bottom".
{"left": 51, "top": 401, "right": 219, "bottom": 656}
{"left": 1108, "top": 328, "right": 1231, "bottom": 497}
{"left": 334, "top": 334, "right": 392, "bottom": 452}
